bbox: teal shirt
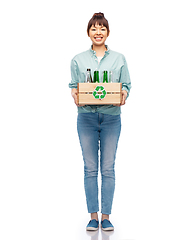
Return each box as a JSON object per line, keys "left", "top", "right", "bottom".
{"left": 69, "top": 46, "right": 131, "bottom": 115}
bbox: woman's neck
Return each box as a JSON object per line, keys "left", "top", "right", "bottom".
{"left": 92, "top": 44, "right": 107, "bottom": 57}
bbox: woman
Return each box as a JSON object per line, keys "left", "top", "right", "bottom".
{"left": 69, "top": 12, "right": 131, "bottom": 231}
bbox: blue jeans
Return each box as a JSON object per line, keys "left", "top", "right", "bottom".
{"left": 77, "top": 113, "right": 121, "bottom": 215}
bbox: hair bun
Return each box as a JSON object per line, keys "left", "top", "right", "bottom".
{"left": 93, "top": 12, "right": 104, "bottom": 18}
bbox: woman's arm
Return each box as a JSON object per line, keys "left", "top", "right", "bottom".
{"left": 120, "top": 56, "right": 131, "bottom": 99}
{"left": 113, "top": 55, "right": 131, "bottom": 106}
{"left": 69, "top": 59, "right": 84, "bottom": 106}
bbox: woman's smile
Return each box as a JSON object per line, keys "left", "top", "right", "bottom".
{"left": 94, "top": 36, "right": 103, "bottom": 41}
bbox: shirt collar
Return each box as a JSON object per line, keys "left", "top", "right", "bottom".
{"left": 89, "top": 45, "right": 110, "bottom": 56}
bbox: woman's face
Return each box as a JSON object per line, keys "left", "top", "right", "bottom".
{"left": 88, "top": 23, "right": 109, "bottom": 46}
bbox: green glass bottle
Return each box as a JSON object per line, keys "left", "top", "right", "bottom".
{"left": 93, "top": 70, "right": 100, "bottom": 83}
{"left": 103, "top": 71, "right": 108, "bottom": 83}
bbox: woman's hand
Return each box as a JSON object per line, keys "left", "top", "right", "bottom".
{"left": 120, "top": 90, "right": 128, "bottom": 106}
{"left": 113, "top": 90, "right": 128, "bottom": 107}
{"left": 71, "top": 88, "right": 78, "bottom": 106}
{"left": 71, "top": 88, "right": 85, "bottom": 107}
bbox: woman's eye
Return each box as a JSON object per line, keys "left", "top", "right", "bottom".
{"left": 91, "top": 29, "right": 96, "bottom": 31}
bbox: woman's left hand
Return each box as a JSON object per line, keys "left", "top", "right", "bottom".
{"left": 113, "top": 90, "right": 128, "bottom": 107}
{"left": 120, "top": 90, "right": 128, "bottom": 106}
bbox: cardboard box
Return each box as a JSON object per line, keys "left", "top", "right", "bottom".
{"left": 77, "top": 83, "right": 122, "bottom": 105}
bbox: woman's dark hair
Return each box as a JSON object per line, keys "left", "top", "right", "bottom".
{"left": 87, "top": 12, "right": 109, "bottom": 36}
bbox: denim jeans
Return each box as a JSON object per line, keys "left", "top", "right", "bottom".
{"left": 77, "top": 113, "right": 121, "bottom": 215}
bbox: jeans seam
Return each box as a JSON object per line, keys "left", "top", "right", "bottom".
{"left": 101, "top": 177, "right": 104, "bottom": 213}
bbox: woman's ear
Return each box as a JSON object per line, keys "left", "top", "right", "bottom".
{"left": 107, "top": 30, "right": 110, "bottom": 37}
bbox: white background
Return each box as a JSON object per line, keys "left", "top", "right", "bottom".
{"left": 0, "top": 0, "right": 195, "bottom": 240}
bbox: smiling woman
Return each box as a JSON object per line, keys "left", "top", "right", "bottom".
{"left": 69, "top": 12, "right": 131, "bottom": 232}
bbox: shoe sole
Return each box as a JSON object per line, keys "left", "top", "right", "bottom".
{"left": 101, "top": 227, "right": 114, "bottom": 231}
{"left": 86, "top": 227, "right": 99, "bottom": 231}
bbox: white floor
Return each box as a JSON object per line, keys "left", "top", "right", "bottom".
{"left": 78, "top": 220, "right": 120, "bottom": 240}
{"left": 68, "top": 210, "right": 136, "bottom": 240}
{"left": 1, "top": 172, "right": 195, "bottom": 240}
{"left": 80, "top": 227, "right": 129, "bottom": 240}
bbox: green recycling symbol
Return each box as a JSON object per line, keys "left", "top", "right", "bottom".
{"left": 93, "top": 86, "right": 107, "bottom": 100}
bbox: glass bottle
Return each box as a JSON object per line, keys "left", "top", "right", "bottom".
{"left": 93, "top": 70, "right": 100, "bottom": 83}
{"left": 109, "top": 71, "right": 114, "bottom": 83}
{"left": 103, "top": 71, "right": 108, "bottom": 83}
{"left": 85, "top": 69, "right": 93, "bottom": 83}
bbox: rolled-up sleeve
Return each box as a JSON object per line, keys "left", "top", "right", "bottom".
{"left": 69, "top": 58, "right": 79, "bottom": 89}
{"left": 120, "top": 56, "right": 132, "bottom": 98}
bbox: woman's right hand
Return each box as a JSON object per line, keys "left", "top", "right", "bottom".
{"left": 71, "top": 88, "right": 84, "bottom": 107}
{"left": 71, "top": 88, "right": 79, "bottom": 106}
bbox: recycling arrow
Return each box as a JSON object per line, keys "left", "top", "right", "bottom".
{"left": 93, "top": 86, "right": 107, "bottom": 100}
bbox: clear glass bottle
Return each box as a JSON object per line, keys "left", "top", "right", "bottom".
{"left": 85, "top": 69, "right": 93, "bottom": 83}
{"left": 109, "top": 71, "right": 114, "bottom": 83}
